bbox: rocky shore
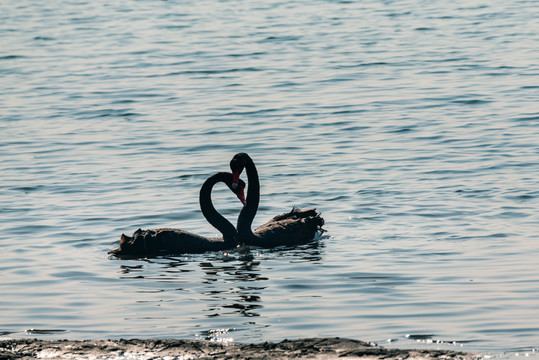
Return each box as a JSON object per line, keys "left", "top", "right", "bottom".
{"left": 0, "top": 337, "right": 484, "bottom": 360}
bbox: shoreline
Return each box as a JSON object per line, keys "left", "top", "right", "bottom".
{"left": 0, "top": 337, "right": 484, "bottom": 360}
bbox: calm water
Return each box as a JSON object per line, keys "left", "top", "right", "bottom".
{"left": 1, "top": 0, "right": 538, "bottom": 357}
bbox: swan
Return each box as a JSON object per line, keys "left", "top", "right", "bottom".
{"left": 109, "top": 172, "right": 246, "bottom": 257}
{"left": 230, "top": 153, "right": 324, "bottom": 248}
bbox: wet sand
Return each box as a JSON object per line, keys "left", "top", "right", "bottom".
{"left": 0, "top": 337, "right": 483, "bottom": 360}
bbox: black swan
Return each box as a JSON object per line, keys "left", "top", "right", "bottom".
{"left": 230, "top": 153, "right": 324, "bottom": 248}
{"left": 109, "top": 172, "right": 246, "bottom": 257}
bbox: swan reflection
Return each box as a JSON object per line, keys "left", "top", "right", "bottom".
{"left": 114, "top": 242, "right": 325, "bottom": 332}
{"left": 199, "top": 253, "right": 266, "bottom": 318}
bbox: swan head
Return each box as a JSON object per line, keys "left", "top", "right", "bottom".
{"left": 230, "top": 153, "right": 249, "bottom": 189}
{"left": 227, "top": 176, "right": 246, "bottom": 206}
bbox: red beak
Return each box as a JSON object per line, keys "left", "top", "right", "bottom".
{"left": 232, "top": 171, "right": 240, "bottom": 190}
{"left": 237, "top": 188, "right": 246, "bottom": 206}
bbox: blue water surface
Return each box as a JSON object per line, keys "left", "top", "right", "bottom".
{"left": 1, "top": 0, "right": 538, "bottom": 357}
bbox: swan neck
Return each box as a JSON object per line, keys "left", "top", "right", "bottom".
{"left": 238, "top": 156, "right": 259, "bottom": 240}
{"left": 199, "top": 173, "right": 238, "bottom": 244}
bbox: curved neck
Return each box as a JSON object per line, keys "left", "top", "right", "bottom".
{"left": 237, "top": 155, "right": 260, "bottom": 240}
{"left": 199, "top": 173, "right": 238, "bottom": 244}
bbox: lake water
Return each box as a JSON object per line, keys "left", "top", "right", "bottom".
{"left": 1, "top": 0, "right": 538, "bottom": 357}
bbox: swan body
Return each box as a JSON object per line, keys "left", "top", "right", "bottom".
{"left": 109, "top": 172, "right": 246, "bottom": 257}
{"left": 248, "top": 207, "right": 324, "bottom": 247}
{"left": 230, "top": 153, "right": 324, "bottom": 248}
{"left": 111, "top": 227, "right": 234, "bottom": 256}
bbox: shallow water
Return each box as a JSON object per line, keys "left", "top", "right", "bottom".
{"left": 1, "top": 0, "right": 538, "bottom": 357}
